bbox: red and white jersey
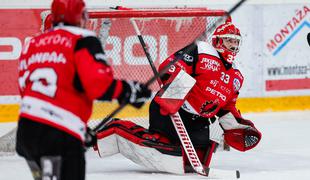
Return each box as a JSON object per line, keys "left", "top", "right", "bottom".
{"left": 18, "top": 25, "right": 123, "bottom": 141}
{"left": 158, "top": 40, "right": 244, "bottom": 118}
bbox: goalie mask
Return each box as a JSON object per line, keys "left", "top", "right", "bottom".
{"left": 51, "top": 0, "right": 88, "bottom": 27}
{"left": 212, "top": 17, "right": 242, "bottom": 64}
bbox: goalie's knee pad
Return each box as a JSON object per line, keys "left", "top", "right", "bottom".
{"left": 96, "top": 120, "right": 186, "bottom": 174}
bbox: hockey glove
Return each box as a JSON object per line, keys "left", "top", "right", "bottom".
{"left": 84, "top": 127, "right": 97, "bottom": 148}
{"left": 224, "top": 127, "right": 261, "bottom": 152}
{"left": 218, "top": 112, "right": 262, "bottom": 151}
{"left": 118, "top": 80, "right": 152, "bottom": 108}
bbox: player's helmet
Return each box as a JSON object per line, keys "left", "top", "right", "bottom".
{"left": 51, "top": 0, "right": 87, "bottom": 26}
{"left": 212, "top": 17, "right": 242, "bottom": 64}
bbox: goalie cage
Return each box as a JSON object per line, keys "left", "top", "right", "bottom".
{"left": 0, "top": 7, "right": 228, "bottom": 155}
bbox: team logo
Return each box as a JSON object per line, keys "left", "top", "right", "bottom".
{"left": 200, "top": 100, "right": 219, "bottom": 117}
{"left": 233, "top": 78, "right": 241, "bottom": 92}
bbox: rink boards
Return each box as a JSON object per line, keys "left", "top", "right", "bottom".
{"left": 1, "top": 95, "right": 310, "bottom": 123}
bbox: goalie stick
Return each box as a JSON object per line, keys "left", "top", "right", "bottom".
{"left": 129, "top": 2, "right": 245, "bottom": 177}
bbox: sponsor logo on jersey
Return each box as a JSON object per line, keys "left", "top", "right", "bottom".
{"left": 220, "top": 85, "right": 231, "bottom": 94}
{"left": 182, "top": 53, "right": 194, "bottom": 62}
{"left": 200, "top": 58, "right": 220, "bottom": 72}
{"left": 210, "top": 80, "right": 219, "bottom": 87}
{"left": 233, "top": 78, "right": 241, "bottom": 92}
{"left": 206, "top": 86, "right": 226, "bottom": 101}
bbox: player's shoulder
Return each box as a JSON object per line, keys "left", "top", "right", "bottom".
{"left": 53, "top": 25, "right": 102, "bottom": 52}
{"left": 54, "top": 25, "right": 97, "bottom": 37}
{"left": 196, "top": 40, "right": 219, "bottom": 58}
{"left": 231, "top": 64, "right": 244, "bottom": 82}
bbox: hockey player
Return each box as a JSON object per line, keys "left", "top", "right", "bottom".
{"left": 95, "top": 18, "right": 262, "bottom": 174}
{"left": 148, "top": 17, "right": 262, "bottom": 168}
{"left": 16, "top": 0, "right": 151, "bottom": 180}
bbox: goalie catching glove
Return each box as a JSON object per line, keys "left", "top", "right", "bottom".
{"left": 117, "top": 80, "right": 152, "bottom": 108}
{"left": 219, "top": 112, "right": 262, "bottom": 152}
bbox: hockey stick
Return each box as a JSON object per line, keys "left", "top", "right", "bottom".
{"left": 130, "top": 18, "right": 161, "bottom": 85}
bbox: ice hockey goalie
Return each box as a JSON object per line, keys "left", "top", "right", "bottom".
{"left": 94, "top": 18, "right": 262, "bottom": 174}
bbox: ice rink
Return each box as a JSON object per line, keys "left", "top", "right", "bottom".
{"left": 1, "top": 110, "right": 310, "bottom": 180}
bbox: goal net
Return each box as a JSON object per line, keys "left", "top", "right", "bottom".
{"left": 0, "top": 8, "right": 228, "bottom": 155}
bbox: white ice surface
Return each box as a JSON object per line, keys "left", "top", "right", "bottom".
{"left": 1, "top": 111, "right": 310, "bottom": 180}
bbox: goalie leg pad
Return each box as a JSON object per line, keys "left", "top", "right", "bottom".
{"left": 95, "top": 127, "right": 119, "bottom": 157}
{"left": 96, "top": 120, "right": 186, "bottom": 174}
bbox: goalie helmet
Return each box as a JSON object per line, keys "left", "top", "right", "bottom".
{"left": 212, "top": 17, "right": 242, "bottom": 64}
{"left": 51, "top": 0, "right": 87, "bottom": 26}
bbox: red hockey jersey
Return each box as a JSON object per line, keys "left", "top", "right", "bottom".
{"left": 18, "top": 25, "right": 122, "bottom": 141}
{"left": 158, "top": 40, "right": 244, "bottom": 119}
